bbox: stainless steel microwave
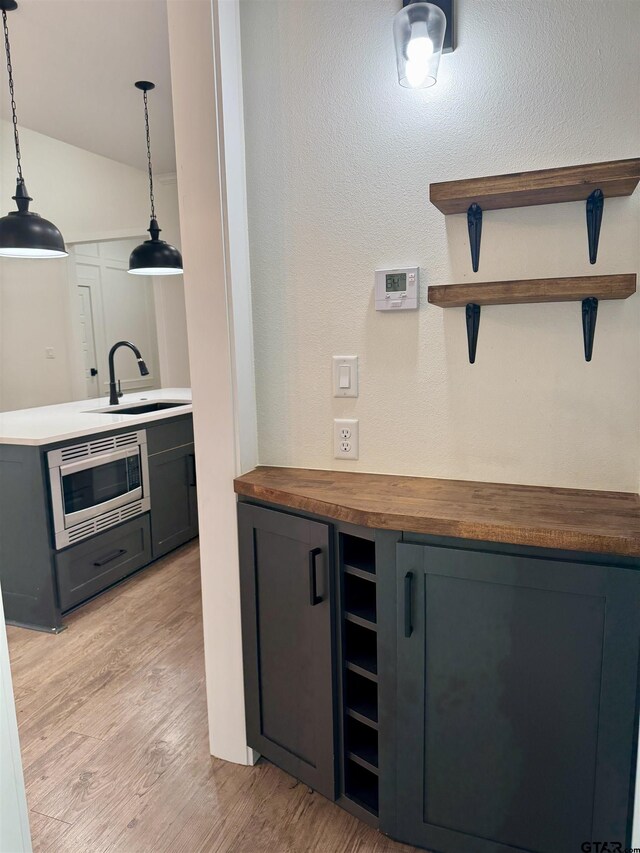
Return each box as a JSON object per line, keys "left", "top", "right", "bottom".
{"left": 48, "top": 430, "right": 150, "bottom": 549}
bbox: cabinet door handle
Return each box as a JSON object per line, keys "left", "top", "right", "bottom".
{"left": 188, "top": 453, "right": 197, "bottom": 487}
{"left": 308, "top": 547, "right": 323, "bottom": 606}
{"left": 404, "top": 571, "right": 413, "bottom": 638}
{"left": 93, "top": 548, "right": 126, "bottom": 567}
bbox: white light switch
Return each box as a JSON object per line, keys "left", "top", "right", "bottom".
{"left": 333, "top": 356, "right": 358, "bottom": 398}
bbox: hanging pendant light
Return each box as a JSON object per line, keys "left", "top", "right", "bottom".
{"left": 0, "top": 1, "right": 67, "bottom": 258}
{"left": 129, "top": 81, "right": 183, "bottom": 276}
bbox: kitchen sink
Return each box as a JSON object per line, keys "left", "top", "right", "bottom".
{"left": 87, "top": 401, "right": 190, "bottom": 415}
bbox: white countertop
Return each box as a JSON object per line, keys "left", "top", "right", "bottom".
{"left": 0, "top": 388, "right": 192, "bottom": 446}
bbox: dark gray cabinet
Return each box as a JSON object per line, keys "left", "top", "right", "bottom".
{"left": 0, "top": 414, "right": 198, "bottom": 631}
{"left": 394, "top": 542, "right": 640, "bottom": 853}
{"left": 147, "top": 412, "right": 198, "bottom": 560}
{"left": 238, "top": 502, "right": 335, "bottom": 800}
{"left": 148, "top": 443, "right": 198, "bottom": 559}
{"left": 56, "top": 515, "right": 152, "bottom": 612}
{"left": 236, "top": 496, "right": 640, "bottom": 853}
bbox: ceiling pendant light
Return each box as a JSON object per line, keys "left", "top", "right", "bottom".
{"left": 129, "top": 81, "right": 183, "bottom": 276}
{"left": 0, "top": 1, "right": 67, "bottom": 258}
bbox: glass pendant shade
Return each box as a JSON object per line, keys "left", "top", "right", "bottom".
{"left": 393, "top": 2, "right": 446, "bottom": 88}
{"left": 129, "top": 218, "right": 183, "bottom": 276}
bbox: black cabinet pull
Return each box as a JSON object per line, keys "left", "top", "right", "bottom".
{"left": 309, "top": 547, "right": 323, "bottom": 606}
{"left": 93, "top": 549, "right": 126, "bottom": 567}
{"left": 188, "top": 453, "right": 197, "bottom": 487}
{"left": 404, "top": 571, "right": 413, "bottom": 637}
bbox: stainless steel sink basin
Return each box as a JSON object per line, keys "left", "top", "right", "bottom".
{"left": 86, "top": 401, "right": 190, "bottom": 415}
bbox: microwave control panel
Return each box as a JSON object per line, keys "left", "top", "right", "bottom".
{"left": 127, "top": 454, "right": 142, "bottom": 489}
{"left": 375, "top": 267, "right": 419, "bottom": 311}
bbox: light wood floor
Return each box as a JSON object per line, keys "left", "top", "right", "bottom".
{"left": 7, "top": 542, "right": 418, "bottom": 853}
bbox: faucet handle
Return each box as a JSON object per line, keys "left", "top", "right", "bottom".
{"left": 117, "top": 379, "right": 123, "bottom": 399}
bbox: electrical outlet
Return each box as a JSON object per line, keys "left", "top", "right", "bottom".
{"left": 334, "top": 419, "right": 358, "bottom": 460}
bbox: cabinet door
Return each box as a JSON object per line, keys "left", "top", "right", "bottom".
{"left": 238, "top": 502, "right": 335, "bottom": 799}
{"left": 148, "top": 444, "right": 198, "bottom": 559}
{"left": 395, "top": 542, "right": 640, "bottom": 853}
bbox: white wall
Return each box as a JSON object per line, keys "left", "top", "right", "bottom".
{"left": 168, "top": 0, "right": 255, "bottom": 766}
{"left": 240, "top": 0, "right": 640, "bottom": 492}
{"left": 152, "top": 177, "right": 191, "bottom": 390}
{"left": 0, "top": 591, "right": 31, "bottom": 853}
{"left": 0, "top": 121, "right": 189, "bottom": 412}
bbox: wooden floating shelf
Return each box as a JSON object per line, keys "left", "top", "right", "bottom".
{"left": 428, "top": 274, "right": 636, "bottom": 364}
{"left": 429, "top": 158, "right": 640, "bottom": 271}
{"left": 429, "top": 159, "right": 640, "bottom": 215}
{"left": 428, "top": 274, "right": 637, "bottom": 308}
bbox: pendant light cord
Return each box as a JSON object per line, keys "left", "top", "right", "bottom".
{"left": 142, "top": 89, "right": 156, "bottom": 221}
{"left": 2, "top": 9, "right": 23, "bottom": 184}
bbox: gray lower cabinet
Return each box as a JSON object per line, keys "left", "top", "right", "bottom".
{"left": 238, "top": 502, "right": 335, "bottom": 800}
{"left": 394, "top": 542, "right": 640, "bottom": 853}
{"left": 148, "top": 443, "right": 198, "bottom": 559}
{"left": 237, "top": 499, "right": 640, "bottom": 853}
{"left": 56, "top": 515, "right": 152, "bottom": 612}
{"left": 0, "top": 414, "right": 198, "bottom": 630}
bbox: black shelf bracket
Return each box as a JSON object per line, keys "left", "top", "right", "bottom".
{"left": 467, "top": 203, "right": 482, "bottom": 272}
{"left": 586, "top": 189, "right": 604, "bottom": 264}
{"left": 581, "top": 297, "right": 598, "bottom": 362}
{"left": 465, "top": 303, "right": 481, "bottom": 364}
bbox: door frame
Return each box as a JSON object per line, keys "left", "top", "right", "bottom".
{"left": 67, "top": 237, "right": 160, "bottom": 399}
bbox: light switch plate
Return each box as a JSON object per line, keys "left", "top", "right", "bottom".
{"left": 333, "top": 356, "right": 358, "bottom": 398}
{"left": 334, "top": 419, "right": 359, "bottom": 460}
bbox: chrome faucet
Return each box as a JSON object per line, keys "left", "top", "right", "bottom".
{"left": 107, "top": 341, "right": 150, "bottom": 405}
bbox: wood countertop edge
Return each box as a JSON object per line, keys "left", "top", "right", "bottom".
{"left": 233, "top": 478, "right": 640, "bottom": 558}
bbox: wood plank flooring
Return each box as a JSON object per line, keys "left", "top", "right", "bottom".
{"left": 7, "top": 542, "right": 418, "bottom": 853}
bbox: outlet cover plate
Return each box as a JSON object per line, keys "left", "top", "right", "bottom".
{"left": 334, "top": 419, "right": 359, "bottom": 460}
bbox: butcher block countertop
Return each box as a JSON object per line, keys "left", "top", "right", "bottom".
{"left": 234, "top": 467, "right": 640, "bottom": 558}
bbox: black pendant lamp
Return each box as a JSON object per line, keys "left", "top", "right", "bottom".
{"left": 0, "top": 1, "right": 66, "bottom": 258}
{"left": 129, "top": 81, "right": 183, "bottom": 276}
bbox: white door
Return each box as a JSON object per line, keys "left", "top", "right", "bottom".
{"left": 77, "top": 285, "right": 100, "bottom": 398}
{"left": 71, "top": 240, "right": 160, "bottom": 398}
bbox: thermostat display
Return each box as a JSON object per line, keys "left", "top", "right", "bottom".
{"left": 375, "top": 267, "right": 419, "bottom": 311}
{"left": 386, "top": 273, "right": 406, "bottom": 292}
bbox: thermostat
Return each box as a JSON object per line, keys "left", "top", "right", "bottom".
{"left": 375, "top": 267, "right": 419, "bottom": 311}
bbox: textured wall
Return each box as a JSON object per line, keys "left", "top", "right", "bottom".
{"left": 241, "top": 0, "right": 640, "bottom": 491}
